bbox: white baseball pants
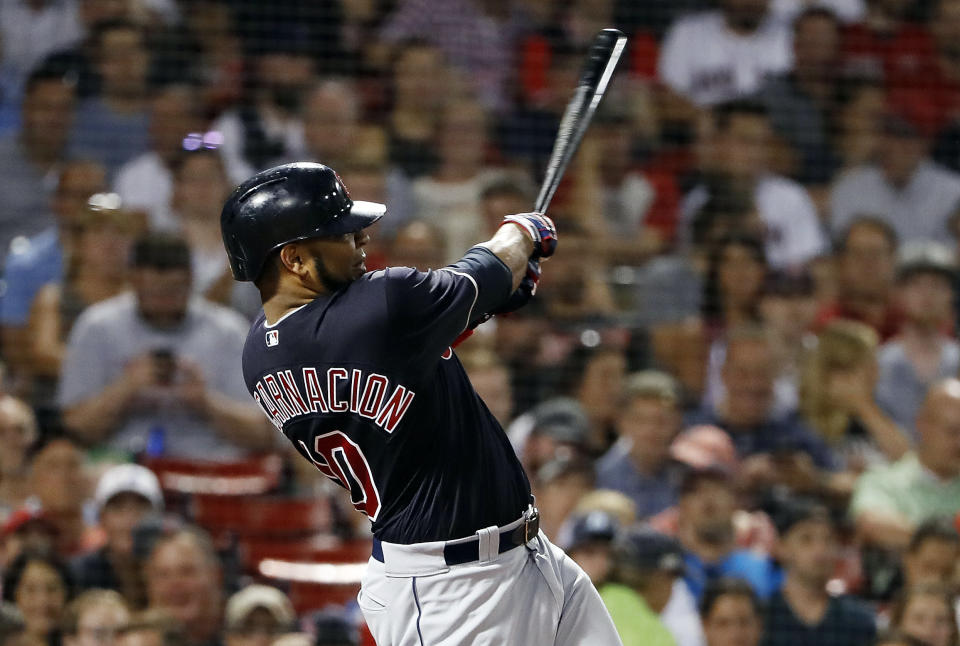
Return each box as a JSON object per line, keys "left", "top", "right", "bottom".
{"left": 358, "top": 529, "right": 623, "bottom": 645}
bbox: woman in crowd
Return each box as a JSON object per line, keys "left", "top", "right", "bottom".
{"left": 800, "top": 319, "right": 911, "bottom": 469}
{"left": 0, "top": 395, "right": 38, "bottom": 523}
{"left": 2, "top": 551, "right": 73, "bottom": 646}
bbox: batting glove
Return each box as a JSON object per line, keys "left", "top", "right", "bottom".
{"left": 500, "top": 212, "right": 557, "bottom": 259}
{"left": 490, "top": 259, "right": 541, "bottom": 316}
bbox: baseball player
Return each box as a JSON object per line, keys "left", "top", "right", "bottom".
{"left": 221, "top": 162, "right": 622, "bottom": 645}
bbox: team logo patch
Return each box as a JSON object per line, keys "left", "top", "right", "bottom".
{"left": 266, "top": 330, "right": 279, "bottom": 347}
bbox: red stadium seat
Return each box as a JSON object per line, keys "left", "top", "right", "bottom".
{"left": 142, "top": 454, "right": 284, "bottom": 496}
{"left": 189, "top": 494, "right": 334, "bottom": 538}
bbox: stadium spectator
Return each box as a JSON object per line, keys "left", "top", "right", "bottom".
{"left": 144, "top": 527, "right": 222, "bottom": 646}
{"left": 61, "top": 589, "right": 130, "bottom": 646}
{"left": 0, "top": 507, "right": 58, "bottom": 571}
{"left": 0, "top": 64, "right": 75, "bottom": 266}
{"left": 685, "top": 102, "right": 826, "bottom": 269}
{"left": 889, "top": 584, "right": 958, "bottom": 646}
{"left": 873, "top": 631, "right": 929, "bottom": 646}
{"left": 563, "top": 509, "right": 619, "bottom": 585}
{"left": 222, "top": 585, "right": 295, "bottom": 646}
{"left": 0, "top": 159, "right": 107, "bottom": 379}
{"left": 379, "top": 0, "right": 522, "bottom": 111}
{"left": 0, "top": 0, "right": 82, "bottom": 118}
{"left": 67, "top": 19, "right": 151, "bottom": 178}
{"left": 531, "top": 455, "right": 595, "bottom": 541}
{"left": 701, "top": 578, "right": 763, "bottom": 646}
{"left": 411, "top": 97, "right": 501, "bottom": 264}
{"left": 674, "top": 466, "right": 778, "bottom": 601}
{"left": 762, "top": 497, "right": 876, "bottom": 646}
{"left": 2, "top": 550, "right": 74, "bottom": 646}
{"left": 384, "top": 219, "right": 447, "bottom": 271}
{"left": 701, "top": 234, "right": 766, "bottom": 337}
{"left": 760, "top": 8, "right": 843, "bottom": 185}
{"left": 210, "top": 41, "right": 313, "bottom": 184}
{"left": 0, "top": 602, "right": 25, "bottom": 646}
{"left": 116, "top": 610, "right": 184, "bottom": 646}
{"left": 113, "top": 83, "right": 202, "bottom": 231}
{"left": 459, "top": 349, "right": 514, "bottom": 426}
{"left": 58, "top": 234, "right": 269, "bottom": 460}
{"left": 600, "top": 525, "right": 683, "bottom": 646}
{"left": 71, "top": 463, "right": 162, "bottom": 607}
{"left": 297, "top": 79, "right": 362, "bottom": 173}
{"left": 815, "top": 217, "right": 901, "bottom": 340}
{"left": 26, "top": 435, "right": 97, "bottom": 557}
{"left": 850, "top": 378, "right": 960, "bottom": 550}
{"left": 509, "top": 397, "right": 591, "bottom": 476}
{"left": 835, "top": 77, "right": 888, "bottom": 171}
{"left": 25, "top": 194, "right": 143, "bottom": 409}
{"left": 876, "top": 243, "right": 960, "bottom": 436}
{"left": 901, "top": 518, "right": 960, "bottom": 589}
{"left": 801, "top": 320, "right": 910, "bottom": 471}
{"left": 383, "top": 39, "right": 445, "bottom": 179}
{"left": 658, "top": 0, "right": 792, "bottom": 107}
{"left": 0, "top": 395, "right": 38, "bottom": 523}
{"left": 830, "top": 114, "right": 960, "bottom": 245}
{"left": 688, "top": 326, "right": 839, "bottom": 487}
{"left": 596, "top": 371, "right": 686, "bottom": 518}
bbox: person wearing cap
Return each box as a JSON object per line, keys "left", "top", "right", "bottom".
{"left": 0, "top": 506, "right": 58, "bottom": 569}
{"left": 851, "top": 379, "right": 960, "bottom": 551}
{"left": 599, "top": 525, "right": 683, "bottom": 646}
{"left": 58, "top": 232, "right": 271, "bottom": 460}
{"left": 0, "top": 394, "right": 39, "bottom": 524}
{"left": 596, "top": 371, "right": 686, "bottom": 518}
{"left": 831, "top": 110, "right": 960, "bottom": 246}
{"left": 875, "top": 242, "right": 960, "bottom": 436}
{"left": 223, "top": 585, "right": 295, "bottom": 646}
{"left": 510, "top": 397, "right": 592, "bottom": 475}
{"left": 763, "top": 497, "right": 875, "bottom": 646}
{"left": 563, "top": 509, "right": 620, "bottom": 585}
{"left": 71, "top": 463, "right": 163, "bottom": 605}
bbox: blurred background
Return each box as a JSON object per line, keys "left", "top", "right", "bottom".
{"left": 1, "top": 0, "right": 960, "bottom": 645}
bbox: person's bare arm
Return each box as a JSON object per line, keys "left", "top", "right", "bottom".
{"left": 62, "top": 355, "right": 154, "bottom": 443}
{"left": 855, "top": 510, "right": 914, "bottom": 551}
{"left": 26, "top": 284, "right": 65, "bottom": 378}
{"left": 477, "top": 221, "right": 537, "bottom": 292}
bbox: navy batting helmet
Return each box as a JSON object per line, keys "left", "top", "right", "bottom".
{"left": 221, "top": 162, "right": 385, "bottom": 281}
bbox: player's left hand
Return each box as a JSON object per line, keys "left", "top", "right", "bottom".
{"left": 501, "top": 212, "right": 557, "bottom": 259}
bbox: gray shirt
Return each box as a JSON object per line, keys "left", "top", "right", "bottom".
{"left": 0, "top": 134, "right": 56, "bottom": 264}
{"left": 58, "top": 292, "right": 258, "bottom": 460}
{"left": 830, "top": 161, "right": 960, "bottom": 243}
{"left": 875, "top": 338, "right": 960, "bottom": 439}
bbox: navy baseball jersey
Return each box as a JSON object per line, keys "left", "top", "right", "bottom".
{"left": 242, "top": 247, "right": 532, "bottom": 543}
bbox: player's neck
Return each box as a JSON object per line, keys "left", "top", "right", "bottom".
{"left": 261, "top": 284, "right": 322, "bottom": 326}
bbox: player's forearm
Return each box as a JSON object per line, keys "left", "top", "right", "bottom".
{"left": 477, "top": 225, "right": 536, "bottom": 292}
{"left": 203, "top": 391, "right": 274, "bottom": 451}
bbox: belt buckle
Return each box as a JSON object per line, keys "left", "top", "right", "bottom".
{"left": 524, "top": 509, "right": 540, "bottom": 543}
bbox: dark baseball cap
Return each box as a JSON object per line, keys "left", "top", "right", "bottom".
{"left": 565, "top": 510, "right": 620, "bottom": 552}
{"left": 529, "top": 398, "right": 590, "bottom": 446}
{"left": 612, "top": 525, "right": 686, "bottom": 575}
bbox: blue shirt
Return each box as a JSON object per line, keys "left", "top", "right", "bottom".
{"left": 68, "top": 98, "right": 149, "bottom": 177}
{"left": 684, "top": 549, "right": 781, "bottom": 601}
{"left": 596, "top": 440, "right": 683, "bottom": 518}
{"left": 0, "top": 227, "right": 62, "bottom": 325}
{"left": 762, "top": 590, "right": 876, "bottom": 646}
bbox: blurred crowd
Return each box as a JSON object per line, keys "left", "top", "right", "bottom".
{"left": 0, "top": 0, "right": 960, "bottom": 644}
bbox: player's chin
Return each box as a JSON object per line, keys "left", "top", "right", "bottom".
{"left": 351, "top": 262, "right": 367, "bottom": 277}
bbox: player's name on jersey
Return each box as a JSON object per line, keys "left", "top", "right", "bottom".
{"left": 251, "top": 367, "right": 415, "bottom": 434}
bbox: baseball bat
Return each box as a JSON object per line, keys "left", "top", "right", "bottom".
{"left": 534, "top": 28, "right": 628, "bottom": 214}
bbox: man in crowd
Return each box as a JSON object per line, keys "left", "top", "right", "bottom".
{"left": 675, "top": 467, "right": 778, "bottom": 601}
{"left": 762, "top": 497, "right": 876, "bottom": 645}
{"left": 901, "top": 517, "right": 960, "bottom": 589}
{"left": 600, "top": 525, "right": 682, "bottom": 646}
{"left": 876, "top": 243, "right": 960, "bottom": 435}
{"left": 72, "top": 463, "right": 163, "bottom": 607}
{"left": 851, "top": 378, "right": 960, "bottom": 550}
{"left": 59, "top": 234, "right": 270, "bottom": 459}
{"left": 596, "top": 371, "right": 686, "bottom": 518}
{"left": 144, "top": 527, "right": 223, "bottom": 646}
{"left": 815, "top": 217, "right": 900, "bottom": 340}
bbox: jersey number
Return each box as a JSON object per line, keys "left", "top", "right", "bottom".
{"left": 299, "top": 431, "right": 382, "bottom": 521}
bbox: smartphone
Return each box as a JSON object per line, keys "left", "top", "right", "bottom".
{"left": 151, "top": 348, "right": 177, "bottom": 386}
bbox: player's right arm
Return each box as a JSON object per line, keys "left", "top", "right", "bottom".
{"left": 477, "top": 220, "right": 536, "bottom": 292}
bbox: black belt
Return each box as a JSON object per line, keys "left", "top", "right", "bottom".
{"left": 372, "top": 510, "right": 540, "bottom": 566}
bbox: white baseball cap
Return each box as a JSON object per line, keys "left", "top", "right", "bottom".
{"left": 95, "top": 463, "right": 164, "bottom": 511}
{"left": 225, "top": 585, "right": 296, "bottom": 631}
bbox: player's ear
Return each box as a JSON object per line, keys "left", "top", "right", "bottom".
{"left": 278, "top": 243, "right": 308, "bottom": 277}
